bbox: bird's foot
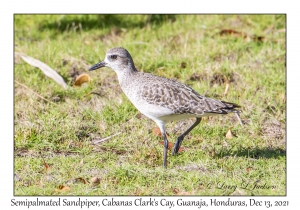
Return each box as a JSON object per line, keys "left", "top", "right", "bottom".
{"left": 172, "top": 136, "right": 184, "bottom": 156}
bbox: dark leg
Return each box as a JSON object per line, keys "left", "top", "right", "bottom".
{"left": 162, "top": 133, "right": 168, "bottom": 168}
{"left": 172, "top": 118, "right": 202, "bottom": 155}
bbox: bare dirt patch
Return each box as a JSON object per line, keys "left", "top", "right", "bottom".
{"left": 262, "top": 119, "right": 285, "bottom": 143}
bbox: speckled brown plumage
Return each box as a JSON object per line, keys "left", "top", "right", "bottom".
{"left": 135, "top": 73, "right": 239, "bottom": 115}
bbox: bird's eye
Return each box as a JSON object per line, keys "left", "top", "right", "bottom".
{"left": 110, "top": 55, "right": 117, "bottom": 60}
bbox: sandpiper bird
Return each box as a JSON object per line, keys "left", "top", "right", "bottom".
{"left": 89, "top": 47, "right": 242, "bottom": 168}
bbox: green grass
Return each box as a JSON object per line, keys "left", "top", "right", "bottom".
{"left": 14, "top": 14, "right": 286, "bottom": 195}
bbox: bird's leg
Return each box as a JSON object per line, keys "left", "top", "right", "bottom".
{"left": 172, "top": 118, "right": 202, "bottom": 155}
{"left": 162, "top": 133, "right": 168, "bottom": 168}
{"left": 155, "top": 120, "right": 168, "bottom": 168}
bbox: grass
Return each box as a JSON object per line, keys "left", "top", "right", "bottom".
{"left": 14, "top": 14, "right": 286, "bottom": 195}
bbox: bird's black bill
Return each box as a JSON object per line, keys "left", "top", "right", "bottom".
{"left": 89, "top": 61, "right": 106, "bottom": 71}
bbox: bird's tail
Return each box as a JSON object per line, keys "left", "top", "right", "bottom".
{"left": 221, "top": 100, "right": 241, "bottom": 110}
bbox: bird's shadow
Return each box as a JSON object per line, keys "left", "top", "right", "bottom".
{"left": 213, "top": 146, "right": 286, "bottom": 160}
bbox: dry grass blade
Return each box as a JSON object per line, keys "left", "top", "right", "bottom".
{"left": 223, "top": 83, "right": 229, "bottom": 95}
{"left": 55, "top": 185, "right": 71, "bottom": 192}
{"left": 16, "top": 52, "right": 68, "bottom": 89}
{"left": 15, "top": 80, "right": 57, "bottom": 106}
{"left": 93, "top": 132, "right": 122, "bottom": 144}
{"left": 219, "top": 29, "right": 247, "bottom": 38}
{"left": 43, "top": 159, "right": 51, "bottom": 172}
{"left": 79, "top": 159, "right": 84, "bottom": 165}
{"left": 218, "top": 29, "right": 266, "bottom": 43}
{"left": 75, "top": 177, "right": 89, "bottom": 184}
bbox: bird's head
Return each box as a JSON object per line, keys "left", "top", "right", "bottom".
{"left": 89, "top": 47, "right": 136, "bottom": 74}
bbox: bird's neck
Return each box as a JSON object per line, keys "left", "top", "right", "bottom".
{"left": 116, "top": 66, "right": 138, "bottom": 87}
